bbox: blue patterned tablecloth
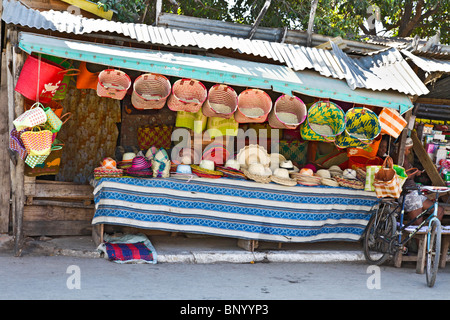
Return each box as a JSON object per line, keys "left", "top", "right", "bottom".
{"left": 92, "top": 177, "right": 378, "bottom": 243}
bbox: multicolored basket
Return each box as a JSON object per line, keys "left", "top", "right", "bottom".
{"left": 268, "top": 95, "right": 307, "bottom": 129}
{"left": 20, "top": 127, "right": 53, "bottom": 156}
{"left": 131, "top": 73, "right": 171, "bottom": 110}
{"left": 335, "top": 107, "right": 381, "bottom": 149}
{"left": 300, "top": 101, "right": 346, "bottom": 142}
{"left": 234, "top": 89, "right": 272, "bottom": 123}
{"left": 202, "top": 84, "right": 238, "bottom": 119}
{"left": 97, "top": 69, "right": 131, "bottom": 100}
{"left": 9, "top": 128, "right": 29, "bottom": 160}
{"left": 167, "top": 79, "right": 207, "bottom": 112}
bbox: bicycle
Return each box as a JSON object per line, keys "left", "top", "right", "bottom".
{"left": 363, "top": 185, "right": 450, "bottom": 287}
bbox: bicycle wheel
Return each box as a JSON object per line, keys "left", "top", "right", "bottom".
{"left": 426, "top": 219, "right": 441, "bottom": 288}
{"left": 363, "top": 202, "right": 397, "bottom": 265}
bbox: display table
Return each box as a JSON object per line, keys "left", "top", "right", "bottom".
{"left": 92, "top": 177, "right": 378, "bottom": 243}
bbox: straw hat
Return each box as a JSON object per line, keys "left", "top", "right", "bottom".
{"left": 343, "top": 168, "right": 357, "bottom": 180}
{"left": 191, "top": 164, "right": 224, "bottom": 178}
{"left": 236, "top": 144, "right": 270, "bottom": 169}
{"left": 243, "top": 163, "right": 272, "bottom": 183}
{"left": 126, "top": 156, "right": 153, "bottom": 177}
{"left": 328, "top": 165, "right": 343, "bottom": 177}
{"left": 320, "top": 177, "right": 339, "bottom": 187}
{"left": 291, "top": 171, "right": 321, "bottom": 186}
{"left": 269, "top": 153, "right": 286, "bottom": 172}
{"left": 216, "top": 166, "right": 247, "bottom": 180}
{"left": 280, "top": 160, "right": 299, "bottom": 173}
{"left": 315, "top": 169, "right": 331, "bottom": 179}
{"left": 199, "top": 159, "right": 215, "bottom": 171}
{"left": 334, "top": 175, "right": 364, "bottom": 189}
{"left": 270, "top": 168, "right": 297, "bottom": 186}
{"left": 224, "top": 159, "right": 240, "bottom": 170}
{"left": 171, "top": 164, "right": 195, "bottom": 180}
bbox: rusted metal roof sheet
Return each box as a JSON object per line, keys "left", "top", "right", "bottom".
{"left": 2, "top": 0, "right": 429, "bottom": 96}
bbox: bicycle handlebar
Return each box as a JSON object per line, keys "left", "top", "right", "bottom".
{"left": 405, "top": 185, "right": 450, "bottom": 194}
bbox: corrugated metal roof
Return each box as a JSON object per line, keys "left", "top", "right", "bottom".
{"left": 401, "top": 49, "right": 450, "bottom": 73}
{"left": 2, "top": 0, "right": 429, "bottom": 96}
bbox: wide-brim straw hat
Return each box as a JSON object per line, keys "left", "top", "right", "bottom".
{"left": 270, "top": 168, "right": 297, "bottom": 186}
{"left": 334, "top": 175, "right": 364, "bottom": 189}
{"left": 291, "top": 172, "right": 321, "bottom": 186}
{"left": 94, "top": 167, "right": 123, "bottom": 178}
{"left": 243, "top": 169, "right": 272, "bottom": 184}
{"left": 236, "top": 144, "right": 270, "bottom": 169}
{"left": 328, "top": 165, "right": 343, "bottom": 177}
{"left": 320, "top": 177, "right": 339, "bottom": 187}
{"left": 215, "top": 166, "right": 247, "bottom": 180}
{"left": 191, "top": 164, "right": 223, "bottom": 178}
{"left": 126, "top": 156, "right": 153, "bottom": 177}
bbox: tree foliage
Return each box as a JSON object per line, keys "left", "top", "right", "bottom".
{"left": 99, "top": 0, "right": 449, "bottom": 44}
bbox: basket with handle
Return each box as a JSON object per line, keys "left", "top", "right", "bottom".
{"left": 299, "top": 100, "right": 345, "bottom": 142}
{"left": 335, "top": 107, "right": 381, "bottom": 149}
{"left": 234, "top": 89, "right": 272, "bottom": 123}
{"left": 202, "top": 84, "right": 238, "bottom": 119}
{"left": 131, "top": 73, "right": 171, "bottom": 110}
{"left": 97, "top": 69, "right": 131, "bottom": 100}
{"left": 15, "top": 54, "right": 67, "bottom": 103}
{"left": 167, "top": 79, "right": 207, "bottom": 112}
{"left": 268, "top": 95, "right": 307, "bottom": 129}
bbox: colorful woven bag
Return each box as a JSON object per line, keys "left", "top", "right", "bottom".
{"left": 378, "top": 108, "right": 407, "bottom": 138}
{"left": 9, "top": 128, "right": 29, "bottom": 160}
{"left": 25, "top": 154, "right": 49, "bottom": 168}
{"left": 20, "top": 127, "right": 53, "bottom": 156}
{"left": 300, "top": 101, "right": 345, "bottom": 142}
{"left": 13, "top": 102, "right": 47, "bottom": 131}
{"left": 43, "top": 108, "right": 71, "bottom": 133}
{"left": 279, "top": 140, "right": 308, "bottom": 165}
{"left": 137, "top": 125, "right": 173, "bottom": 150}
{"left": 206, "top": 116, "right": 239, "bottom": 139}
{"left": 372, "top": 157, "right": 402, "bottom": 198}
{"left": 335, "top": 107, "right": 381, "bottom": 149}
{"left": 24, "top": 141, "right": 64, "bottom": 176}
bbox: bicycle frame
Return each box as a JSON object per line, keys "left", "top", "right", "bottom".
{"left": 396, "top": 190, "right": 440, "bottom": 249}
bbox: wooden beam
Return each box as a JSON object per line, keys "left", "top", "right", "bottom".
{"left": 306, "top": 0, "right": 319, "bottom": 47}
{"left": 411, "top": 130, "right": 446, "bottom": 187}
{"left": 0, "top": 49, "right": 11, "bottom": 233}
{"left": 6, "top": 27, "right": 26, "bottom": 256}
{"left": 248, "top": 0, "right": 271, "bottom": 40}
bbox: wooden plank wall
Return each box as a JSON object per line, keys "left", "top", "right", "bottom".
{"left": 24, "top": 176, "right": 95, "bottom": 236}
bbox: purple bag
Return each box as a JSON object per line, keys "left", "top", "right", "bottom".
{"left": 9, "top": 128, "right": 29, "bottom": 160}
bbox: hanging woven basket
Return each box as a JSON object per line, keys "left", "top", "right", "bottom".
{"left": 335, "top": 107, "right": 381, "bottom": 149}
{"left": 234, "top": 89, "right": 272, "bottom": 123}
{"left": 131, "top": 73, "right": 171, "bottom": 110}
{"left": 299, "top": 100, "right": 346, "bottom": 142}
{"left": 268, "top": 95, "right": 307, "bottom": 129}
{"left": 15, "top": 54, "right": 67, "bottom": 103}
{"left": 167, "top": 79, "right": 207, "bottom": 113}
{"left": 97, "top": 69, "right": 131, "bottom": 100}
{"left": 202, "top": 84, "right": 238, "bottom": 119}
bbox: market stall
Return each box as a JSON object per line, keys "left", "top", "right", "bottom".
{"left": 3, "top": 0, "right": 435, "bottom": 254}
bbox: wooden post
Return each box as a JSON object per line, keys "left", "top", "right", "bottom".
{"left": 248, "top": 0, "right": 271, "bottom": 40}
{"left": 6, "top": 28, "right": 25, "bottom": 256}
{"left": 0, "top": 47, "right": 11, "bottom": 233}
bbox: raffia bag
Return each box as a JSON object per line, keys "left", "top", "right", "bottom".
{"left": 131, "top": 73, "right": 171, "bottom": 110}
{"left": 268, "top": 95, "right": 307, "bottom": 129}
{"left": 167, "top": 79, "right": 207, "bottom": 112}
{"left": 234, "top": 89, "right": 272, "bottom": 123}
{"left": 202, "top": 84, "right": 238, "bottom": 119}
{"left": 373, "top": 156, "right": 402, "bottom": 198}
{"left": 97, "top": 69, "right": 131, "bottom": 100}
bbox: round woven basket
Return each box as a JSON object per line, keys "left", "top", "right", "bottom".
{"left": 202, "top": 84, "right": 238, "bottom": 119}
{"left": 131, "top": 73, "right": 171, "bottom": 110}
{"left": 268, "top": 95, "right": 307, "bottom": 129}
{"left": 167, "top": 79, "right": 207, "bottom": 112}
{"left": 234, "top": 89, "right": 272, "bottom": 123}
{"left": 334, "top": 175, "right": 364, "bottom": 189}
{"left": 97, "top": 69, "right": 131, "bottom": 100}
